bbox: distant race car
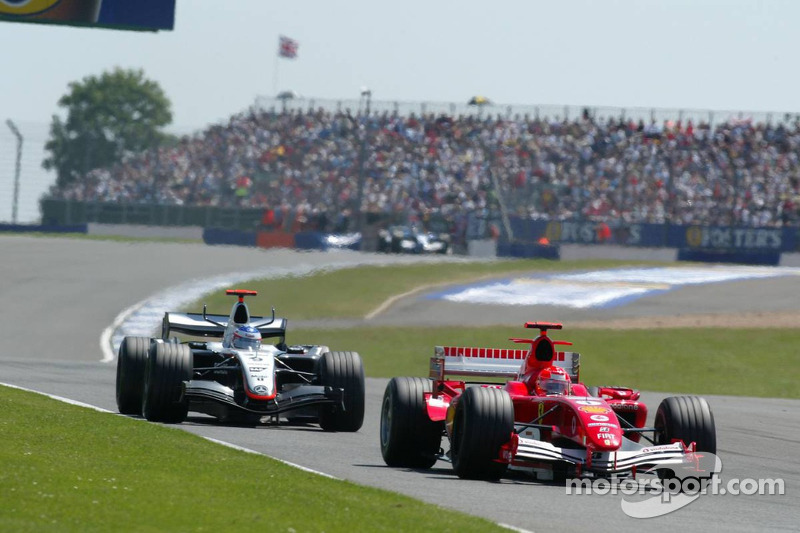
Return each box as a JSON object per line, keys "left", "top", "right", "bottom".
{"left": 377, "top": 225, "right": 450, "bottom": 254}
{"left": 380, "top": 322, "right": 716, "bottom": 481}
{"left": 115, "top": 289, "right": 365, "bottom": 431}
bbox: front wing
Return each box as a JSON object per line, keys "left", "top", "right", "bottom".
{"left": 183, "top": 381, "right": 343, "bottom": 415}
{"left": 510, "top": 435, "right": 690, "bottom": 475}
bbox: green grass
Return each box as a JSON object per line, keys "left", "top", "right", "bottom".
{"left": 184, "top": 258, "right": 800, "bottom": 398}
{"left": 0, "top": 386, "right": 502, "bottom": 533}
{"left": 188, "top": 259, "right": 668, "bottom": 320}
{"left": 290, "top": 326, "right": 800, "bottom": 399}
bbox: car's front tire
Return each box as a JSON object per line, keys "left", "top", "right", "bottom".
{"left": 654, "top": 395, "right": 716, "bottom": 454}
{"left": 142, "top": 343, "right": 192, "bottom": 423}
{"left": 319, "top": 351, "right": 365, "bottom": 432}
{"left": 451, "top": 386, "right": 514, "bottom": 480}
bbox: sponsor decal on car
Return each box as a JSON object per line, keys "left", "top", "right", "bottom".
{"left": 426, "top": 397, "right": 448, "bottom": 408}
{"left": 612, "top": 402, "right": 639, "bottom": 410}
{"left": 580, "top": 406, "right": 610, "bottom": 414}
{"left": 640, "top": 445, "right": 681, "bottom": 453}
{"left": 590, "top": 414, "right": 610, "bottom": 422}
{"left": 587, "top": 422, "right": 619, "bottom": 428}
{"left": 576, "top": 400, "right": 603, "bottom": 406}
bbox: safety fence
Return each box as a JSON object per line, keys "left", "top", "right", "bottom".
{"left": 254, "top": 96, "right": 800, "bottom": 130}
{"left": 38, "top": 198, "right": 800, "bottom": 256}
{"left": 41, "top": 199, "right": 267, "bottom": 231}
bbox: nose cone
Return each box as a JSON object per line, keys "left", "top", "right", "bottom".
{"left": 572, "top": 400, "right": 623, "bottom": 450}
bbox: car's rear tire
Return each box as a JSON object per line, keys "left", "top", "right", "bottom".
{"left": 380, "top": 377, "right": 443, "bottom": 468}
{"left": 319, "top": 351, "right": 365, "bottom": 432}
{"left": 451, "top": 386, "right": 514, "bottom": 480}
{"left": 116, "top": 336, "right": 151, "bottom": 415}
{"left": 654, "top": 396, "right": 716, "bottom": 454}
{"left": 142, "top": 343, "right": 192, "bottom": 423}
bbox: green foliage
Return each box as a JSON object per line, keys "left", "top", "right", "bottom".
{"left": 0, "top": 386, "right": 502, "bottom": 532}
{"left": 43, "top": 68, "right": 173, "bottom": 188}
{"left": 291, "top": 326, "right": 800, "bottom": 398}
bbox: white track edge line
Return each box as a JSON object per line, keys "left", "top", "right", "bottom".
{"left": 497, "top": 524, "right": 535, "bottom": 533}
{"left": 0, "top": 382, "right": 114, "bottom": 413}
{"left": 100, "top": 300, "right": 148, "bottom": 363}
{"left": 365, "top": 282, "right": 441, "bottom": 320}
{"left": 202, "top": 437, "right": 338, "bottom": 479}
{"left": 3, "top": 379, "right": 526, "bottom": 529}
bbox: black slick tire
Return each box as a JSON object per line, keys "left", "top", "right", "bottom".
{"left": 142, "top": 343, "right": 192, "bottom": 423}
{"left": 319, "top": 351, "right": 365, "bottom": 432}
{"left": 451, "top": 386, "right": 514, "bottom": 480}
{"left": 115, "top": 336, "right": 150, "bottom": 415}
{"left": 654, "top": 395, "right": 716, "bottom": 454}
{"left": 380, "top": 377, "right": 443, "bottom": 468}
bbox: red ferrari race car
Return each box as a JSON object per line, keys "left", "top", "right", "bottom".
{"left": 379, "top": 322, "right": 716, "bottom": 481}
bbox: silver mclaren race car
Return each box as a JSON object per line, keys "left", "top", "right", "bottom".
{"left": 115, "top": 289, "right": 365, "bottom": 431}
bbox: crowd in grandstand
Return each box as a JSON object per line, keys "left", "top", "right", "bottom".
{"left": 50, "top": 105, "right": 800, "bottom": 234}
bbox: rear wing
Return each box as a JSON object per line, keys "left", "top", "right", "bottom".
{"left": 161, "top": 312, "right": 288, "bottom": 340}
{"left": 430, "top": 346, "right": 580, "bottom": 381}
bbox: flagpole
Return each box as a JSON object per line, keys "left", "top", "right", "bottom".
{"left": 273, "top": 35, "right": 281, "bottom": 96}
{"left": 273, "top": 56, "right": 280, "bottom": 96}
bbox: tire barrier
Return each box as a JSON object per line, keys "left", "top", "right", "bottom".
{"left": 202, "top": 228, "right": 257, "bottom": 247}
{"left": 496, "top": 239, "right": 560, "bottom": 260}
{"left": 677, "top": 248, "right": 781, "bottom": 266}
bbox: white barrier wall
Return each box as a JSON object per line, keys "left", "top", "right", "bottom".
{"left": 560, "top": 244, "right": 678, "bottom": 262}
{"left": 87, "top": 223, "right": 204, "bottom": 240}
{"left": 467, "top": 241, "right": 679, "bottom": 262}
{"left": 467, "top": 239, "right": 498, "bottom": 258}
{"left": 780, "top": 252, "right": 800, "bottom": 266}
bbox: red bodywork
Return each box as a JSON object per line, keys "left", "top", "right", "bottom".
{"left": 425, "top": 322, "right": 650, "bottom": 468}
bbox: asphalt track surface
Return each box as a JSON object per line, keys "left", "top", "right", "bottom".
{"left": 1, "top": 236, "right": 797, "bottom": 532}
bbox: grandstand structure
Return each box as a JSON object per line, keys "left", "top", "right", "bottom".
{"left": 255, "top": 96, "right": 800, "bottom": 129}
{"left": 9, "top": 96, "right": 800, "bottom": 259}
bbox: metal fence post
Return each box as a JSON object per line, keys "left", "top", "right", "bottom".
{"left": 5, "top": 120, "right": 23, "bottom": 224}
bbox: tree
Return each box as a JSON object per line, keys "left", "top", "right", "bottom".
{"left": 43, "top": 67, "right": 173, "bottom": 188}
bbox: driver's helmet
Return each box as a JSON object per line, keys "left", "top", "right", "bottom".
{"left": 232, "top": 325, "right": 261, "bottom": 351}
{"left": 535, "top": 366, "right": 571, "bottom": 396}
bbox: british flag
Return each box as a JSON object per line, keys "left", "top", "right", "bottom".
{"left": 278, "top": 35, "right": 299, "bottom": 59}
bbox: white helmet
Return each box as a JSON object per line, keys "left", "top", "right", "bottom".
{"left": 232, "top": 325, "right": 261, "bottom": 351}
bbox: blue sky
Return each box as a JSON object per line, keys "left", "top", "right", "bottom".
{"left": 2, "top": 0, "right": 798, "bottom": 131}
{"left": 1, "top": 0, "right": 798, "bottom": 222}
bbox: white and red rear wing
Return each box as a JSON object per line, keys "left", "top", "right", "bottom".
{"left": 430, "top": 346, "right": 580, "bottom": 380}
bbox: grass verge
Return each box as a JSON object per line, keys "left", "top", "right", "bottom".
{"left": 0, "top": 386, "right": 502, "bottom": 533}
{"left": 187, "top": 259, "right": 668, "bottom": 320}
{"left": 291, "top": 325, "right": 800, "bottom": 399}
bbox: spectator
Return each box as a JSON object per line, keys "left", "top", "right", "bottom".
{"left": 47, "top": 105, "right": 800, "bottom": 239}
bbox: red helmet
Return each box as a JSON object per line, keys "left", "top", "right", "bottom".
{"left": 535, "top": 366, "right": 571, "bottom": 396}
